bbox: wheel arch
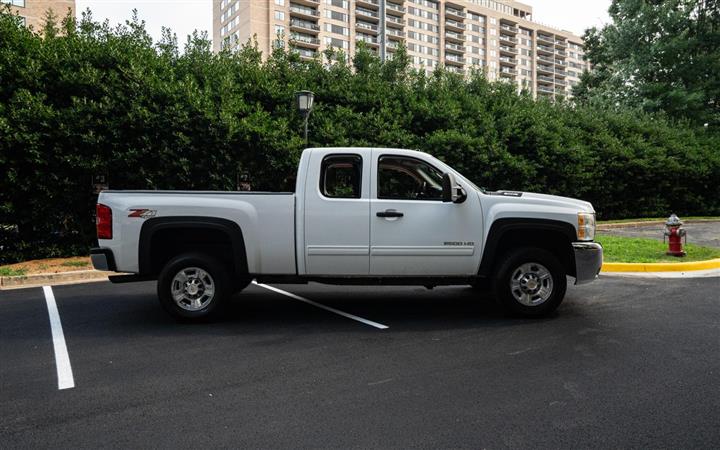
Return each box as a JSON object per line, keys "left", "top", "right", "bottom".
{"left": 478, "top": 218, "right": 577, "bottom": 278}
{"left": 138, "top": 217, "right": 248, "bottom": 279}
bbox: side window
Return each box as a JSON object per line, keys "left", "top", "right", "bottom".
{"left": 320, "top": 154, "right": 362, "bottom": 199}
{"left": 377, "top": 156, "right": 444, "bottom": 201}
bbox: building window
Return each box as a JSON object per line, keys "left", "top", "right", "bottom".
{"left": 325, "top": 23, "right": 348, "bottom": 36}
{"left": 274, "top": 10, "right": 285, "bottom": 20}
{"left": 274, "top": 25, "right": 285, "bottom": 36}
{"left": 2, "top": 0, "right": 26, "bottom": 7}
{"left": 274, "top": 0, "right": 284, "bottom": 5}
{"left": 325, "top": 10, "right": 348, "bottom": 22}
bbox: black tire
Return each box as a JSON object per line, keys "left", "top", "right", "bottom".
{"left": 492, "top": 247, "right": 567, "bottom": 317}
{"left": 157, "top": 253, "right": 231, "bottom": 321}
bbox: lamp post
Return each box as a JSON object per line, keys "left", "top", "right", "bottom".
{"left": 295, "top": 90, "right": 315, "bottom": 144}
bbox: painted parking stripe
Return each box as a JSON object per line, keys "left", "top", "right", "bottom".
{"left": 253, "top": 282, "right": 389, "bottom": 330}
{"left": 42, "top": 286, "right": 75, "bottom": 390}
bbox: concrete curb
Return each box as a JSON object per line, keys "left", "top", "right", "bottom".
{"left": 0, "top": 270, "right": 109, "bottom": 290}
{"left": 601, "top": 258, "right": 720, "bottom": 273}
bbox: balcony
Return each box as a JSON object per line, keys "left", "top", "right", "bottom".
{"left": 499, "top": 45, "right": 518, "bottom": 55}
{"left": 446, "top": 66, "right": 464, "bottom": 74}
{"left": 387, "top": 41, "right": 400, "bottom": 51}
{"left": 356, "top": 0, "right": 379, "bottom": 8}
{"left": 386, "top": 2, "right": 405, "bottom": 15}
{"left": 386, "top": 15, "right": 405, "bottom": 27}
{"left": 538, "top": 54, "right": 555, "bottom": 63}
{"left": 445, "top": 54, "right": 465, "bottom": 66}
{"left": 499, "top": 34, "right": 517, "bottom": 44}
{"left": 292, "top": 46, "right": 317, "bottom": 60}
{"left": 290, "top": 33, "right": 320, "bottom": 47}
{"left": 386, "top": 28, "right": 405, "bottom": 39}
{"left": 555, "top": 59, "right": 566, "bottom": 67}
{"left": 445, "top": 42, "right": 465, "bottom": 53}
{"left": 499, "top": 57, "right": 516, "bottom": 65}
{"left": 445, "top": 7, "right": 465, "bottom": 20}
{"left": 537, "top": 64, "right": 554, "bottom": 74}
{"left": 537, "top": 85, "right": 555, "bottom": 94}
{"left": 555, "top": 78, "right": 567, "bottom": 86}
{"left": 500, "top": 24, "right": 518, "bottom": 33}
{"left": 555, "top": 40, "right": 567, "bottom": 47}
{"left": 555, "top": 49, "right": 567, "bottom": 57}
{"left": 445, "top": 19, "right": 465, "bottom": 31}
{"left": 555, "top": 68, "right": 567, "bottom": 77}
{"left": 537, "top": 34, "right": 554, "bottom": 45}
{"left": 289, "top": 5, "right": 319, "bottom": 20}
{"left": 356, "top": 21, "right": 379, "bottom": 34}
{"left": 537, "top": 44, "right": 554, "bottom": 55}
{"left": 355, "top": 8, "right": 379, "bottom": 21}
{"left": 499, "top": 68, "right": 517, "bottom": 77}
{"left": 290, "top": 19, "right": 320, "bottom": 33}
{"left": 291, "top": 0, "right": 320, "bottom": 6}
{"left": 537, "top": 74, "right": 554, "bottom": 83}
{"left": 445, "top": 30, "right": 464, "bottom": 43}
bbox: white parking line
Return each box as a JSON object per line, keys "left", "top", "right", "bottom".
{"left": 42, "top": 286, "right": 75, "bottom": 390}
{"left": 253, "top": 282, "right": 389, "bottom": 330}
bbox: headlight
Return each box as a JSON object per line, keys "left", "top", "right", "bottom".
{"left": 577, "top": 212, "right": 596, "bottom": 241}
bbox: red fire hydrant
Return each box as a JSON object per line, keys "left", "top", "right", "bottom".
{"left": 663, "top": 214, "right": 686, "bottom": 257}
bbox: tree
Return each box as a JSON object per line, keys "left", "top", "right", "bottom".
{"left": 574, "top": 0, "right": 720, "bottom": 129}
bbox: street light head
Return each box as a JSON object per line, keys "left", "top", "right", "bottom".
{"left": 295, "top": 90, "right": 315, "bottom": 113}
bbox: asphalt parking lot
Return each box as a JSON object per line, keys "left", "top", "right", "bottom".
{"left": 1, "top": 276, "right": 719, "bottom": 448}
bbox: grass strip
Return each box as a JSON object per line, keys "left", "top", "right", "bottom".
{"left": 596, "top": 233, "right": 720, "bottom": 263}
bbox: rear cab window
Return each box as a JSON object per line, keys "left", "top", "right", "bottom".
{"left": 320, "top": 154, "right": 363, "bottom": 199}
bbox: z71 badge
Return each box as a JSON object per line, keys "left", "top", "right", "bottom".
{"left": 128, "top": 209, "right": 157, "bottom": 219}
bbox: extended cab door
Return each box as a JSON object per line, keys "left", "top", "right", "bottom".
{"left": 369, "top": 150, "right": 483, "bottom": 276}
{"left": 303, "top": 149, "right": 371, "bottom": 275}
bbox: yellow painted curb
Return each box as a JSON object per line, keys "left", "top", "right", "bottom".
{"left": 602, "top": 258, "right": 720, "bottom": 272}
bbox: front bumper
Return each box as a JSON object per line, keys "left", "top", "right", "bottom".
{"left": 90, "top": 247, "right": 117, "bottom": 272}
{"left": 573, "top": 242, "right": 603, "bottom": 285}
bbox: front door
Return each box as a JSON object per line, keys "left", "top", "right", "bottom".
{"left": 369, "top": 151, "right": 482, "bottom": 276}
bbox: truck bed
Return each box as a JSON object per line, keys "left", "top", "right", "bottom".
{"left": 98, "top": 190, "right": 297, "bottom": 275}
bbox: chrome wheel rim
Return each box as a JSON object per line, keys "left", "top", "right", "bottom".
{"left": 509, "top": 262, "right": 554, "bottom": 306}
{"left": 170, "top": 267, "right": 215, "bottom": 311}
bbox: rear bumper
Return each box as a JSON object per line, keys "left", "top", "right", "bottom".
{"left": 90, "top": 247, "right": 117, "bottom": 272}
{"left": 573, "top": 242, "right": 603, "bottom": 285}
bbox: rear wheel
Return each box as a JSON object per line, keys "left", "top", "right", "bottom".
{"left": 157, "top": 253, "right": 231, "bottom": 320}
{"left": 493, "top": 247, "right": 567, "bottom": 317}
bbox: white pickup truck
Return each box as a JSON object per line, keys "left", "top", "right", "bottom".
{"left": 91, "top": 147, "right": 602, "bottom": 320}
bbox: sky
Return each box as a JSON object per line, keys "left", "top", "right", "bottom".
{"left": 75, "top": 0, "right": 612, "bottom": 45}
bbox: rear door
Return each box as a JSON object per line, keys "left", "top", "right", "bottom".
{"left": 369, "top": 151, "right": 482, "bottom": 276}
{"left": 303, "top": 149, "right": 371, "bottom": 275}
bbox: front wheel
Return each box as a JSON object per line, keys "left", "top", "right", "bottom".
{"left": 157, "top": 253, "right": 231, "bottom": 320}
{"left": 493, "top": 247, "right": 567, "bottom": 317}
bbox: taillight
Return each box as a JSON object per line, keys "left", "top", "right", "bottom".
{"left": 96, "top": 203, "right": 113, "bottom": 240}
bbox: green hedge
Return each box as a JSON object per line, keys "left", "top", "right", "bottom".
{"left": 1, "top": 10, "right": 719, "bottom": 264}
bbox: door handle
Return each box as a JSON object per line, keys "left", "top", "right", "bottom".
{"left": 376, "top": 210, "right": 404, "bottom": 218}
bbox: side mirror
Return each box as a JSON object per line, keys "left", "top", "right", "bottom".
{"left": 442, "top": 172, "right": 467, "bottom": 204}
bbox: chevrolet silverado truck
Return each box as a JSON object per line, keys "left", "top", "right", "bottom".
{"left": 91, "top": 147, "right": 602, "bottom": 320}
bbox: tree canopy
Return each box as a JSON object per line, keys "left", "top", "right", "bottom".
{"left": 574, "top": 0, "right": 720, "bottom": 129}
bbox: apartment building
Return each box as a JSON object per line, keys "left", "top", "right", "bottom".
{"left": 213, "top": 0, "right": 589, "bottom": 99}
{"left": 2, "top": 0, "right": 76, "bottom": 30}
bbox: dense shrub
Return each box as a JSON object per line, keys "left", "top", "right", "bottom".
{"left": 1, "top": 9, "right": 719, "bottom": 264}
